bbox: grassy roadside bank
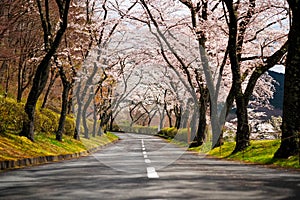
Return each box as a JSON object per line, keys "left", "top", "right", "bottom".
{"left": 0, "top": 95, "right": 119, "bottom": 170}
{"left": 0, "top": 131, "right": 119, "bottom": 170}
{"left": 189, "top": 140, "right": 300, "bottom": 170}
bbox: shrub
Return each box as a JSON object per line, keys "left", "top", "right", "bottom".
{"left": 34, "top": 108, "right": 59, "bottom": 133}
{"left": 175, "top": 128, "right": 188, "bottom": 143}
{"left": 64, "top": 116, "right": 75, "bottom": 136}
{"left": 0, "top": 97, "right": 25, "bottom": 133}
{"left": 117, "top": 125, "right": 157, "bottom": 134}
{"left": 157, "top": 127, "right": 178, "bottom": 138}
{"left": 111, "top": 124, "right": 122, "bottom": 132}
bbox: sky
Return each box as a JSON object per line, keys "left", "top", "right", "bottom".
{"left": 269, "top": 65, "right": 285, "bottom": 74}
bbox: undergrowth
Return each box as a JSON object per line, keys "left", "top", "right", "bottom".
{"left": 0, "top": 96, "right": 119, "bottom": 162}
{"left": 0, "top": 131, "right": 118, "bottom": 161}
{"left": 207, "top": 140, "right": 300, "bottom": 169}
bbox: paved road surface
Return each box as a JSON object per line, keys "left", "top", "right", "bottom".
{"left": 0, "top": 133, "right": 300, "bottom": 199}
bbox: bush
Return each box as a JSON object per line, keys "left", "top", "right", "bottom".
{"left": 117, "top": 125, "right": 157, "bottom": 135}
{"left": 174, "top": 128, "right": 188, "bottom": 143}
{"left": 111, "top": 124, "right": 122, "bottom": 132}
{"left": 0, "top": 96, "right": 78, "bottom": 138}
{"left": 157, "top": 127, "right": 178, "bottom": 138}
{"left": 64, "top": 116, "right": 75, "bottom": 136}
{"left": 0, "top": 97, "right": 25, "bottom": 133}
{"left": 34, "top": 108, "right": 59, "bottom": 133}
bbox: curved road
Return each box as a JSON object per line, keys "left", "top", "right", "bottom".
{"left": 0, "top": 133, "right": 300, "bottom": 199}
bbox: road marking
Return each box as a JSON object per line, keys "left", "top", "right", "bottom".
{"left": 147, "top": 167, "right": 159, "bottom": 178}
{"left": 142, "top": 139, "right": 159, "bottom": 179}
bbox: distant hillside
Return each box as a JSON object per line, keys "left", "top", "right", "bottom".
{"left": 227, "top": 70, "right": 284, "bottom": 121}
{"left": 268, "top": 70, "right": 284, "bottom": 110}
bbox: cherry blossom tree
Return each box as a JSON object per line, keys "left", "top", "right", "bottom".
{"left": 72, "top": 0, "right": 138, "bottom": 139}
{"left": 222, "top": 0, "right": 288, "bottom": 152}
{"left": 132, "top": 0, "right": 289, "bottom": 151}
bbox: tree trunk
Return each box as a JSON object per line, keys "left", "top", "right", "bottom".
{"left": 190, "top": 89, "right": 209, "bottom": 147}
{"left": 92, "top": 102, "right": 97, "bottom": 137}
{"left": 274, "top": 0, "right": 300, "bottom": 158}
{"left": 19, "top": 0, "right": 71, "bottom": 141}
{"left": 20, "top": 59, "right": 52, "bottom": 141}
{"left": 174, "top": 104, "right": 181, "bottom": 129}
{"left": 97, "top": 120, "right": 104, "bottom": 136}
{"left": 56, "top": 81, "right": 70, "bottom": 141}
{"left": 82, "top": 91, "right": 94, "bottom": 139}
{"left": 233, "top": 93, "right": 250, "bottom": 153}
{"left": 56, "top": 66, "right": 71, "bottom": 141}
{"left": 4, "top": 62, "right": 9, "bottom": 98}
{"left": 74, "top": 82, "right": 82, "bottom": 140}
{"left": 41, "top": 68, "right": 59, "bottom": 109}
{"left": 17, "top": 61, "right": 23, "bottom": 102}
{"left": 224, "top": 0, "right": 251, "bottom": 153}
{"left": 158, "top": 109, "right": 165, "bottom": 131}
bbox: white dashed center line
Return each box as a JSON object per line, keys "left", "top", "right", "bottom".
{"left": 146, "top": 167, "right": 159, "bottom": 178}
{"left": 141, "top": 139, "right": 159, "bottom": 179}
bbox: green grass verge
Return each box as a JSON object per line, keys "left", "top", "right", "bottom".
{"left": 203, "top": 140, "right": 300, "bottom": 169}
{"left": 0, "top": 131, "right": 118, "bottom": 161}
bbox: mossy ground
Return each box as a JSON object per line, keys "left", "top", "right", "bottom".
{"left": 0, "top": 131, "right": 118, "bottom": 161}
{"left": 0, "top": 95, "right": 119, "bottom": 162}
{"left": 191, "top": 140, "right": 300, "bottom": 169}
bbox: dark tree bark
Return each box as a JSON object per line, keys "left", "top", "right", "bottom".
{"left": 190, "top": 98, "right": 208, "bottom": 147}
{"left": 17, "top": 61, "right": 35, "bottom": 103}
{"left": 174, "top": 104, "right": 182, "bottom": 130}
{"left": 224, "top": 0, "right": 254, "bottom": 153}
{"left": 129, "top": 102, "right": 145, "bottom": 127}
{"left": 92, "top": 100, "right": 97, "bottom": 137}
{"left": 74, "top": 81, "right": 82, "bottom": 140}
{"left": 82, "top": 89, "right": 94, "bottom": 139}
{"left": 4, "top": 62, "right": 9, "bottom": 98}
{"left": 41, "top": 67, "right": 59, "bottom": 109}
{"left": 163, "top": 90, "right": 173, "bottom": 128}
{"left": 20, "top": 0, "right": 71, "bottom": 141}
{"left": 56, "top": 66, "right": 72, "bottom": 141}
{"left": 274, "top": 0, "right": 300, "bottom": 158}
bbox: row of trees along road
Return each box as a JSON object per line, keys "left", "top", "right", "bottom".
{"left": 0, "top": 0, "right": 299, "bottom": 158}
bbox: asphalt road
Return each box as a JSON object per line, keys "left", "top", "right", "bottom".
{"left": 0, "top": 133, "right": 300, "bottom": 199}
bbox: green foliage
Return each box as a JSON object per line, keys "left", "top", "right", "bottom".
{"left": 64, "top": 116, "right": 75, "bottom": 136}
{"left": 111, "top": 124, "right": 122, "bottom": 132}
{"left": 157, "top": 127, "right": 178, "bottom": 138}
{"left": 118, "top": 125, "right": 158, "bottom": 135}
{"left": 0, "top": 96, "right": 77, "bottom": 137}
{"left": 34, "top": 108, "right": 59, "bottom": 133}
{"left": 174, "top": 128, "right": 188, "bottom": 143}
{"left": 208, "top": 140, "right": 300, "bottom": 169}
{"left": 0, "top": 131, "right": 119, "bottom": 161}
{"left": 0, "top": 97, "right": 25, "bottom": 133}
